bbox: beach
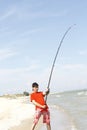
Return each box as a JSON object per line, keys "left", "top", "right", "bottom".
{"left": 10, "top": 118, "right": 34, "bottom": 130}
{"left": 9, "top": 106, "right": 76, "bottom": 130}
{"left": 0, "top": 90, "right": 87, "bottom": 130}
{"left": 0, "top": 96, "right": 74, "bottom": 130}
{"left": 10, "top": 118, "right": 41, "bottom": 130}
{"left": 9, "top": 106, "right": 77, "bottom": 130}
{"left": 0, "top": 96, "right": 35, "bottom": 130}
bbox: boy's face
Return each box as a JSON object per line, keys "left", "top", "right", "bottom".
{"left": 32, "top": 86, "right": 39, "bottom": 92}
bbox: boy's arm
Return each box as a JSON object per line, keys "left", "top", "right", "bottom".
{"left": 32, "top": 100, "right": 46, "bottom": 109}
{"left": 43, "top": 88, "right": 50, "bottom": 96}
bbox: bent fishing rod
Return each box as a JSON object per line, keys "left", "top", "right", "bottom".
{"left": 45, "top": 24, "right": 75, "bottom": 101}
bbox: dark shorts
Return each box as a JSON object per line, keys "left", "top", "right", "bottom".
{"left": 33, "top": 108, "right": 50, "bottom": 125}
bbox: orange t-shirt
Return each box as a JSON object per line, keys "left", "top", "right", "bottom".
{"left": 30, "top": 92, "right": 48, "bottom": 111}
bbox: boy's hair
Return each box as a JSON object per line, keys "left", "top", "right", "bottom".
{"left": 32, "top": 82, "right": 39, "bottom": 88}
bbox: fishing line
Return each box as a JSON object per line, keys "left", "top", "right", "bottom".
{"left": 45, "top": 24, "right": 76, "bottom": 101}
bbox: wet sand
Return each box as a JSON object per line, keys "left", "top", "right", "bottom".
{"left": 10, "top": 107, "right": 77, "bottom": 130}
{"left": 9, "top": 117, "right": 42, "bottom": 130}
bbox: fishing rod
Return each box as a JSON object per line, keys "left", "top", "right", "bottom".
{"left": 45, "top": 24, "right": 75, "bottom": 101}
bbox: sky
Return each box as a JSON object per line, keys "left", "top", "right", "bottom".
{"left": 0, "top": 0, "right": 87, "bottom": 95}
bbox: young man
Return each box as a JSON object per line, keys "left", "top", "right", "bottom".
{"left": 30, "top": 82, "right": 51, "bottom": 130}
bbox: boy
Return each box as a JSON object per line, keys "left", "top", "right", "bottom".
{"left": 30, "top": 82, "right": 51, "bottom": 130}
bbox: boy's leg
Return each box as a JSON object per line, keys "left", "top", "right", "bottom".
{"left": 43, "top": 110, "right": 51, "bottom": 130}
{"left": 31, "top": 109, "right": 41, "bottom": 130}
{"left": 31, "top": 123, "right": 36, "bottom": 130}
{"left": 46, "top": 123, "right": 51, "bottom": 130}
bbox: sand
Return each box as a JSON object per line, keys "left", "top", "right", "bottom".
{"left": 9, "top": 107, "right": 77, "bottom": 130}
{"left": 0, "top": 97, "right": 37, "bottom": 130}
{"left": 9, "top": 117, "right": 42, "bottom": 130}
{"left": 0, "top": 97, "right": 77, "bottom": 130}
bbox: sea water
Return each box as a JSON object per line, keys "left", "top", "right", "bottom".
{"left": 46, "top": 89, "right": 87, "bottom": 130}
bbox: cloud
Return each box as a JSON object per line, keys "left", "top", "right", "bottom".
{"left": 22, "top": 10, "right": 68, "bottom": 19}
{"left": 45, "top": 10, "right": 68, "bottom": 17}
{"left": 0, "top": 9, "right": 16, "bottom": 21}
{"left": 79, "top": 50, "right": 87, "bottom": 56}
{"left": 0, "top": 64, "right": 41, "bottom": 93}
{"left": 0, "top": 48, "right": 18, "bottom": 60}
{"left": 0, "top": 63, "right": 40, "bottom": 78}
{"left": 62, "top": 63, "right": 87, "bottom": 70}
{"left": 20, "top": 28, "right": 44, "bottom": 37}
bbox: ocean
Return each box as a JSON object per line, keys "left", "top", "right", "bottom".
{"left": 45, "top": 89, "right": 87, "bottom": 130}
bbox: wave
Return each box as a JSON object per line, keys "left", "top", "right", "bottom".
{"left": 41, "top": 104, "right": 78, "bottom": 130}
{"left": 0, "top": 97, "right": 34, "bottom": 130}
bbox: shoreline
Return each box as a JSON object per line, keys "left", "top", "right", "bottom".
{"left": 9, "top": 106, "right": 77, "bottom": 130}
{"left": 9, "top": 117, "right": 42, "bottom": 130}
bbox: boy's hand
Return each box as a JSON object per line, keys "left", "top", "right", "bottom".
{"left": 42, "top": 105, "right": 47, "bottom": 109}
{"left": 46, "top": 88, "right": 50, "bottom": 95}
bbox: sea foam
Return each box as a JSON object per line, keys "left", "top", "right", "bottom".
{"left": 0, "top": 97, "right": 34, "bottom": 130}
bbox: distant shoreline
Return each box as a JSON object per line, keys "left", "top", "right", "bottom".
{"left": 0, "top": 88, "right": 87, "bottom": 98}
